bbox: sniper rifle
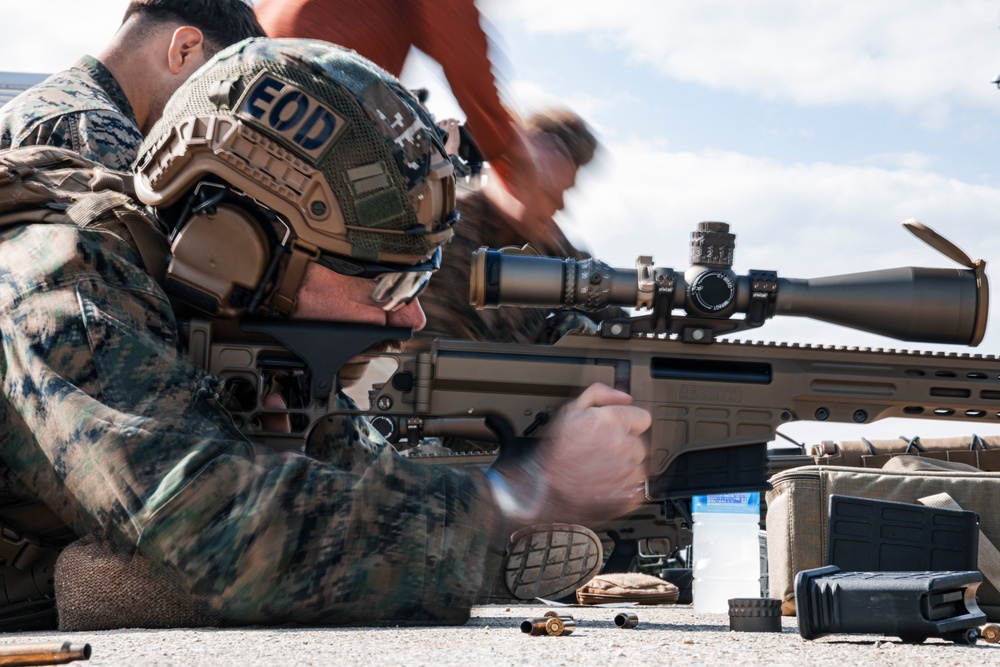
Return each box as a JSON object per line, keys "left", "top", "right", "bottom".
{"left": 185, "top": 220, "right": 992, "bottom": 562}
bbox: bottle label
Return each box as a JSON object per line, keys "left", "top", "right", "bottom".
{"left": 691, "top": 492, "right": 760, "bottom": 515}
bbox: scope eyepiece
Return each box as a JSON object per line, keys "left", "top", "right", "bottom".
{"left": 470, "top": 246, "right": 638, "bottom": 312}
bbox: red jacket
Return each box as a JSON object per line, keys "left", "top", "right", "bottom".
{"left": 256, "top": 0, "right": 515, "bottom": 160}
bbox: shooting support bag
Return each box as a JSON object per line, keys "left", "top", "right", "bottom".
{"left": 766, "top": 455, "right": 1000, "bottom": 621}
{"left": 808, "top": 434, "right": 1000, "bottom": 471}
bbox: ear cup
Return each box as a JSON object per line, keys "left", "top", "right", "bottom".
{"left": 164, "top": 202, "right": 272, "bottom": 317}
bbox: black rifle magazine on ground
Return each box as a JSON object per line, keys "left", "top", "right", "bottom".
{"left": 827, "top": 494, "right": 979, "bottom": 572}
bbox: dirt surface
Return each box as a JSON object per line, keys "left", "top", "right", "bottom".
{"left": 1, "top": 603, "right": 996, "bottom": 667}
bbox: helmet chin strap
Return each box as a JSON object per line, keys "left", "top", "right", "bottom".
{"left": 270, "top": 240, "right": 320, "bottom": 317}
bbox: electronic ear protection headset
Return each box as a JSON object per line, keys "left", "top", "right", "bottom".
{"left": 164, "top": 178, "right": 450, "bottom": 317}
{"left": 163, "top": 179, "right": 290, "bottom": 317}
{"left": 134, "top": 41, "right": 460, "bottom": 319}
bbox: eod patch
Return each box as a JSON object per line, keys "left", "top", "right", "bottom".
{"left": 236, "top": 72, "right": 346, "bottom": 161}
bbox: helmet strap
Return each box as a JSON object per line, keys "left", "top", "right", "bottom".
{"left": 271, "top": 240, "right": 320, "bottom": 317}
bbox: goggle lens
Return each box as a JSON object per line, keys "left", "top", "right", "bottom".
{"left": 371, "top": 270, "right": 432, "bottom": 312}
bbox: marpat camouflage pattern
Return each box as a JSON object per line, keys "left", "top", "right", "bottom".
{"left": 0, "top": 56, "right": 144, "bottom": 171}
{"left": 0, "top": 157, "right": 495, "bottom": 625}
{"left": 0, "top": 38, "right": 496, "bottom": 626}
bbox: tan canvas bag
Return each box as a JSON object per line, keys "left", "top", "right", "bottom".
{"left": 809, "top": 434, "right": 1000, "bottom": 471}
{"left": 766, "top": 455, "right": 1000, "bottom": 621}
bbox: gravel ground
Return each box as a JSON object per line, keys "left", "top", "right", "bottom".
{"left": 1, "top": 603, "right": 996, "bottom": 667}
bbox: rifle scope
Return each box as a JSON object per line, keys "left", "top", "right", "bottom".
{"left": 469, "top": 221, "right": 989, "bottom": 346}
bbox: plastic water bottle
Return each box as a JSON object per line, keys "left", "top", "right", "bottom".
{"left": 691, "top": 492, "right": 761, "bottom": 613}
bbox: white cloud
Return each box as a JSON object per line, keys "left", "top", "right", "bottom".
{"left": 861, "top": 151, "right": 937, "bottom": 171}
{"left": 486, "top": 0, "right": 1000, "bottom": 116}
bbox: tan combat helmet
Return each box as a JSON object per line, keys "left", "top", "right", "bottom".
{"left": 134, "top": 37, "right": 457, "bottom": 317}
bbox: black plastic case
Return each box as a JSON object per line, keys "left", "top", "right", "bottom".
{"left": 796, "top": 565, "right": 985, "bottom": 644}
{"left": 826, "top": 494, "right": 979, "bottom": 572}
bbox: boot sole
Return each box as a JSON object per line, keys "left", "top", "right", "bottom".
{"left": 503, "top": 523, "right": 603, "bottom": 601}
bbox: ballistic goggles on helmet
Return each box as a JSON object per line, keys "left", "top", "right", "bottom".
{"left": 316, "top": 242, "right": 447, "bottom": 312}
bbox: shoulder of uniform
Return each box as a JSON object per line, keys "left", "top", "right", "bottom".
{"left": 0, "top": 145, "right": 101, "bottom": 172}
{"left": 0, "top": 69, "right": 125, "bottom": 132}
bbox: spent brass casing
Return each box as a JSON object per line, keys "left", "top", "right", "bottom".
{"left": 521, "top": 616, "right": 577, "bottom": 636}
{"left": 614, "top": 612, "right": 639, "bottom": 629}
{"left": 520, "top": 618, "right": 549, "bottom": 636}
{"left": 544, "top": 616, "right": 576, "bottom": 636}
{"left": 0, "top": 641, "right": 91, "bottom": 666}
{"left": 543, "top": 611, "right": 574, "bottom": 620}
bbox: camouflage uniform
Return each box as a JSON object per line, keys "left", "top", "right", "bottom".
{"left": 0, "top": 40, "right": 500, "bottom": 625}
{"left": 0, "top": 56, "right": 144, "bottom": 171}
{"left": 418, "top": 189, "right": 610, "bottom": 344}
{"left": 0, "top": 167, "right": 497, "bottom": 626}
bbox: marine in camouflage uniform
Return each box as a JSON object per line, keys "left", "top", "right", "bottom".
{"left": 0, "top": 39, "right": 501, "bottom": 625}
{"left": 418, "top": 189, "right": 601, "bottom": 344}
{"left": 0, "top": 56, "right": 144, "bottom": 171}
{"left": 418, "top": 108, "right": 616, "bottom": 346}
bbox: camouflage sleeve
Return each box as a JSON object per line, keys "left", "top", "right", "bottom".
{"left": 18, "top": 110, "right": 142, "bottom": 172}
{"left": 303, "top": 393, "right": 391, "bottom": 472}
{"left": 0, "top": 223, "right": 498, "bottom": 625}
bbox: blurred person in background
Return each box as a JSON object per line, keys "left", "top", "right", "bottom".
{"left": 255, "top": 0, "right": 561, "bottom": 223}
{"left": 408, "top": 109, "right": 623, "bottom": 603}
{"left": 418, "top": 108, "right": 608, "bottom": 345}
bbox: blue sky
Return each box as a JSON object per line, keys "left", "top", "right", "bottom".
{"left": 5, "top": 0, "right": 1000, "bottom": 444}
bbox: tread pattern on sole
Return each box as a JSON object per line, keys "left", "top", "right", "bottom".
{"left": 503, "top": 524, "right": 602, "bottom": 601}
